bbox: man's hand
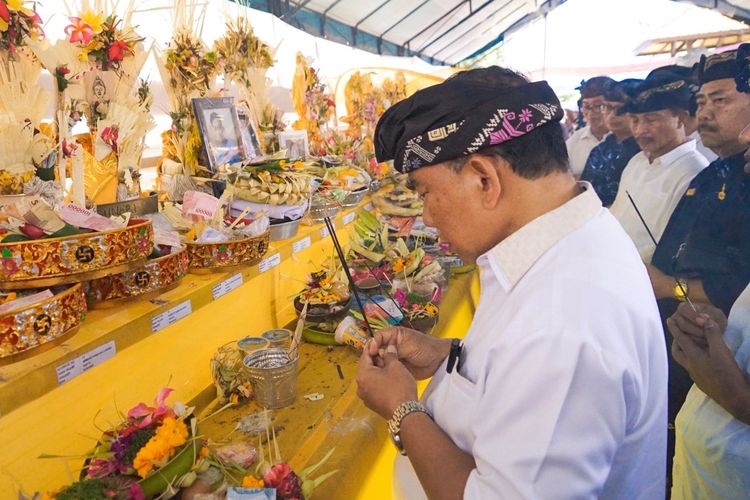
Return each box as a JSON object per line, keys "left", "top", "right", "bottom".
{"left": 365, "top": 326, "right": 452, "bottom": 380}
{"left": 645, "top": 264, "right": 675, "bottom": 299}
{"left": 356, "top": 344, "right": 418, "bottom": 419}
{"left": 667, "top": 303, "right": 750, "bottom": 424}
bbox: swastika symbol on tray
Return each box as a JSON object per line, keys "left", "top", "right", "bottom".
{"left": 75, "top": 245, "right": 95, "bottom": 263}
{"left": 33, "top": 313, "right": 52, "bottom": 335}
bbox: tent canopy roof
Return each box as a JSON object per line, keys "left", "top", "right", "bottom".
{"left": 244, "top": 0, "right": 750, "bottom": 65}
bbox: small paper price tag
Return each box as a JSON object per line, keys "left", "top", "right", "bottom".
{"left": 343, "top": 212, "right": 356, "bottom": 225}
{"left": 259, "top": 253, "right": 281, "bottom": 273}
{"left": 151, "top": 300, "right": 192, "bottom": 333}
{"left": 292, "top": 236, "right": 312, "bottom": 254}
{"left": 212, "top": 273, "right": 243, "bottom": 300}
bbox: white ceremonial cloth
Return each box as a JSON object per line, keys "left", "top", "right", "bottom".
{"left": 689, "top": 130, "right": 718, "bottom": 163}
{"left": 393, "top": 183, "right": 667, "bottom": 500}
{"left": 672, "top": 284, "right": 750, "bottom": 500}
{"left": 566, "top": 126, "right": 604, "bottom": 176}
{"left": 609, "top": 140, "right": 708, "bottom": 262}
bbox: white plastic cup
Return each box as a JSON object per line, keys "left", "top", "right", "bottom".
{"left": 334, "top": 316, "right": 369, "bottom": 350}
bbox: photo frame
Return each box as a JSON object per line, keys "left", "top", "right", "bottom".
{"left": 192, "top": 97, "right": 246, "bottom": 171}
{"left": 278, "top": 130, "right": 309, "bottom": 160}
{"left": 236, "top": 102, "right": 263, "bottom": 162}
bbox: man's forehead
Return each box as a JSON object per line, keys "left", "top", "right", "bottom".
{"left": 698, "top": 78, "right": 738, "bottom": 97}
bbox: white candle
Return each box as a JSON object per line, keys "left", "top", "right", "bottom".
{"left": 72, "top": 146, "right": 85, "bottom": 207}
{"left": 56, "top": 109, "right": 68, "bottom": 189}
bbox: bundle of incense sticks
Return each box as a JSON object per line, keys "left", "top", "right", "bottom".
{"left": 626, "top": 191, "right": 696, "bottom": 312}
{"left": 322, "top": 216, "right": 373, "bottom": 335}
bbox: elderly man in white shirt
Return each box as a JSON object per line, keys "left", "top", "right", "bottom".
{"left": 566, "top": 76, "right": 616, "bottom": 177}
{"left": 609, "top": 73, "right": 708, "bottom": 262}
{"left": 359, "top": 66, "right": 667, "bottom": 499}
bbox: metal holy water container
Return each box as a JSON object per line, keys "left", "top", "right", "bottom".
{"left": 261, "top": 329, "right": 292, "bottom": 349}
{"left": 237, "top": 336, "right": 269, "bottom": 355}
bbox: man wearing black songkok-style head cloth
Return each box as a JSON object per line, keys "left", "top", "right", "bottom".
{"left": 356, "top": 66, "right": 667, "bottom": 499}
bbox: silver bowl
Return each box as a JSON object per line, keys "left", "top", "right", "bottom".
{"left": 309, "top": 199, "right": 341, "bottom": 222}
{"left": 342, "top": 186, "right": 368, "bottom": 208}
{"left": 270, "top": 218, "right": 302, "bottom": 241}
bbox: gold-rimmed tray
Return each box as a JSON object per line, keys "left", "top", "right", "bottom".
{"left": 86, "top": 245, "right": 189, "bottom": 307}
{"left": 0, "top": 284, "right": 87, "bottom": 363}
{"left": 185, "top": 230, "right": 270, "bottom": 274}
{"left": 0, "top": 220, "right": 154, "bottom": 290}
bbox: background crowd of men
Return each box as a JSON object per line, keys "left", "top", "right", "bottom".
{"left": 566, "top": 46, "right": 750, "bottom": 497}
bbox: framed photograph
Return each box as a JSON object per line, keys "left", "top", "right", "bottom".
{"left": 192, "top": 97, "right": 246, "bottom": 171}
{"left": 236, "top": 102, "right": 263, "bottom": 161}
{"left": 278, "top": 130, "right": 309, "bottom": 160}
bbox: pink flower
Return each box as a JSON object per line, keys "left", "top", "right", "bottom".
{"left": 128, "top": 483, "right": 145, "bottom": 500}
{"left": 65, "top": 17, "right": 95, "bottom": 45}
{"left": 127, "top": 387, "right": 175, "bottom": 428}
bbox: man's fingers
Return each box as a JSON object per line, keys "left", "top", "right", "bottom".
{"left": 703, "top": 319, "right": 728, "bottom": 352}
{"left": 383, "top": 344, "right": 399, "bottom": 365}
{"left": 667, "top": 318, "right": 704, "bottom": 359}
{"left": 671, "top": 338, "right": 688, "bottom": 368}
{"left": 671, "top": 313, "right": 706, "bottom": 338}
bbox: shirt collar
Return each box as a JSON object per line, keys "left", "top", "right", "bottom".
{"left": 479, "top": 182, "right": 602, "bottom": 291}
{"left": 651, "top": 139, "right": 696, "bottom": 166}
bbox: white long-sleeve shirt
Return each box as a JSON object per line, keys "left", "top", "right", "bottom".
{"left": 394, "top": 184, "right": 668, "bottom": 499}
{"left": 672, "top": 284, "right": 750, "bottom": 499}
{"left": 609, "top": 140, "right": 708, "bottom": 262}
{"left": 566, "top": 126, "right": 604, "bottom": 176}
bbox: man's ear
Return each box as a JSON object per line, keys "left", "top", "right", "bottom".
{"left": 465, "top": 155, "right": 504, "bottom": 209}
{"left": 676, "top": 110, "right": 691, "bottom": 131}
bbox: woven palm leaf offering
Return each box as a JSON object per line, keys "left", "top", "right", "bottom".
{"left": 41, "top": 388, "right": 201, "bottom": 499}
{"left": 44, "top": 0, "right": 154, "bottom": 206}
{"left": 157, "top": 1, "right": 220, "bottom": 201}
{"left": 291, "top": 258, "right": 352, "bottom": 343}
{"left": 0, "top": 36, "right": 55, "bottom": 196}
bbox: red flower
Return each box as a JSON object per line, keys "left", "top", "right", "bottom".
{"left": 264, "top": 463, "right": 304, "bottom": 499}
{"left": 107, "top": 40, "right": 130, "bottom": 64}
{"left": 0, "top": 3, "right": 10, "bottom": 27}
{"left": 2, "top": 258, "right": 17, "bottom": 274}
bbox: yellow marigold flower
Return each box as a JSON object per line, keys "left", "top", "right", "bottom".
{"left": 241, "top": 475, "right": 265, "bottom": 488}
{"left": 133, "top": 417, "right": 189, "bottom": 478}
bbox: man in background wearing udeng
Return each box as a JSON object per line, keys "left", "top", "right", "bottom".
{"left": 580, "top": 79, "right": 642, "bottom": 206}
{"left": 566, "top": 76, "right": 616, "bottom": 177}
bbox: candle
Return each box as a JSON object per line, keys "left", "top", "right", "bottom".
{"left": 56, "top": 109, "right": 67, "bottom": 189}
{"left": 72, "top": 146, "right": 85, "bottom": 207}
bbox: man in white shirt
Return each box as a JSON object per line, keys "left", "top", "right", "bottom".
{"left": 664, "top": 43, "right": 750, "bottom": 500}
{"left": 566, "top": 76, "right": 616, "bottom": 177}
{"left": 609, "top": 73, "right": 708, "bottom": 262}
{"left": 360, "top": 66, "right": 667, "bottom": 499}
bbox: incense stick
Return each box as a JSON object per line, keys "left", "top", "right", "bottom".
{"left": 625, "top": 191, "right": 696, "bottom": 311}
{"left": 323, "top": 216, "right": 373, "bottom": 335}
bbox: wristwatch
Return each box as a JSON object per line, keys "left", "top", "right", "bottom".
{"left": 387, "top": 400, "right": 431, "bottom": 455}
{"left": 674, "top": 278, "right": 689, "bottom": 302}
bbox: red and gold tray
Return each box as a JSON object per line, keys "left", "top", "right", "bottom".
{"left": 86, "top": 245, "right": 189, "bottom": 307}
{"left": 186, "top": 230, "right": 270, "bottom": 274}
{"left": 0, "top": 220, "right": 153, "bottom": 290}
{"left": 0, "top": 284, "right": 87, "bottom": 362}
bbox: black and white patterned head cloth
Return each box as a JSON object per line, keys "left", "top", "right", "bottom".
{"left": 698, "top": 49, "right": 739, "bottom": 86}
{"left": 374, "top": 79, "right": 563, "bottom": 173}
{"left": 736, "top": 44, "right": 750, "bottom": 94}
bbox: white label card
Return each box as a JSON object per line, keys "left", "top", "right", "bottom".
{"left": 320, "top": 226, "right": 330, "bottom": 238}
{"left": 292, "top": 236, "right": 311, "bottom": 254}
{"left": 364, "top": 202, "right": 374, "bottom": 211}
{"left": 258, "top": 253, "right": 281, "bottom": 273}
{"left": 56, "top": 340, "right": 117, "bottom": 385}
{"left": 343, "top": 212, "right": 356, "bottom": 225}
{"left": 212, "top": 273, "right": 243, "bottom": 300}
{"left": 151, "top": 300, "right": 192, "bottom": 333}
